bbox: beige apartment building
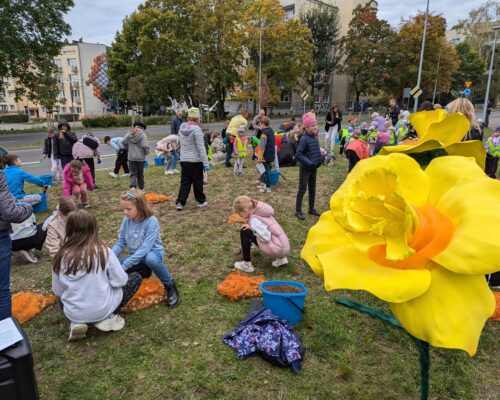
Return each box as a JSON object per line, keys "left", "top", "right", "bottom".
{"left": 0, "top": 40, "right": 108, "bottom": 119}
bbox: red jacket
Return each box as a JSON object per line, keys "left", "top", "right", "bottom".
{"left": 62, "top": 163, "right": 94, "bottom": 196}
{"left": 345, "top": 139, "right": 369, "bottom": 160}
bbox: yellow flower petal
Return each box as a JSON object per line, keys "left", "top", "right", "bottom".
{"left": 300, "top": 210, "right": 350, "bottom": 277}
{"left": 391, "top": 264, "right": 495, "bottom": 356}
{"left": 444, "top": 141, "right": 486, "bottom": 169}
{"left": 432, "top": 178, "right": 500, "bottom": 275}
{"left": 316, "top": 246, "right": 431, "bottom": 303}
{"left": 419, "top": 113, "right": 470, "bottom": 146}
{"left": 380, "top": 139, "right": 443, "bottom": 155}
{"left": 409, "top": 109, "right": 446, "bottom": 138}
{"left": 425, "top": 155, "right": 486, "bottom": 206}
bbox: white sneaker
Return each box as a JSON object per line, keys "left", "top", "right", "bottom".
{"left": 165, "top": 170, "right": 174, "bottom": 175}
{"left": 19, "top": 249, "right": 38, "bottom": 263}
{"left": 234, "top": 261, "right": 255, "bottom": 273}
{"left": 272, "top": 257, "right": 289, "bottom": 267}
{"left": 120, "top": 173, "right": 130, "bottom": 178}
{"left": 109, "top": 172, "right": 118, "bottom": 178}
{"left": 94, "top": 314, "right": 125, "bottom": 332}
{"left": 83, "top": 203, "right": 91, "bottom": 209}
{"left": 259, "top": 187, "right": 272, "bottom": 193}
{"left": 69, "top": 322, "right": 88, "bottom": 341}
{"left": 176, "top": 203, "right": 184, "bottom": 211}
{"left": 173, "top": 169, "right": 180, "bottom": 173}
{"left": 197, "top": 201, "right": 209, "bottom": 208}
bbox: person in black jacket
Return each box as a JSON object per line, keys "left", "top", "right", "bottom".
{"left": 278, "top": 127, "right": 299, "bottom": 167}
{"left": 171, "top": 110, "right": 185, "bottom": 135}
{"left": 0, "top": 170, "right": 33, "bottom": 320}
{"left": 53, "top": 119, "right": 77, "bottom": 168}
{"left": 295, "top": 112, "right": 322, "bottom": 220}
{"left": 43, "top": 128, "right": 63, "bottom": 183}
{"left": 257, "top": 116, "right": 275, "bottom": 193}
{"left": 324, "top": 105, "right": 342, "bottom": 154}
{"left": 388, "top": 99, "right": 400, "bottom": 127}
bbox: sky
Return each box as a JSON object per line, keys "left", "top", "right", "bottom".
{"left": 64, "top": 0, "right": 485, "bottom": 46}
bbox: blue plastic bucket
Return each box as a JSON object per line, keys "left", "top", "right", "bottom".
{"left": 268, "top": 169, "right": 279, "bottom": 186}
{"left": 32, "top": 193, "right": 48, "bottom": 213}
{"left": 154, "top": 156, "right": 165, "bottom": 166}
{"left": 260, "top": 280, "right": 307, "bottom": 325}
{"left": 143, "top": 160, "right": 149, "bottom": 169}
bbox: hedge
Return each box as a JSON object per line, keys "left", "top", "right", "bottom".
{"left": 0, "top": 113, "right": 29, "bottom": 123}
{"left": 57, "top": 114, "right": 80, "bottom": 122}
{"left": 82, "top": 114, "right": 170, "bottom": 128}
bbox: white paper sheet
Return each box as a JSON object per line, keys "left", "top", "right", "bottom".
{"left": 0, "top": 318, "right": 23, "bottom": 351}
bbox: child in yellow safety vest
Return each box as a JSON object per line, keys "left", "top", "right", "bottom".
{"left": 233, "top": 125, "right": 249, "bottom": 176}
{"left": 485, "top": 126, "right": 500, "bottom": 178}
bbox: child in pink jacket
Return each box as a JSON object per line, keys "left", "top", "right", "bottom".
{"left": 232, "top": 196, "right": 290, "bottom": 273}
{"left": 62, "top": 159, "right": 94, "bottom": 208}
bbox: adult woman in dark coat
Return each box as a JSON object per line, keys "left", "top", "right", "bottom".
{"left": 324, "top": 105, "right": 342, "bottom": 153}
{"left": 53, "top": 119, "right": 77, "bottom": 168}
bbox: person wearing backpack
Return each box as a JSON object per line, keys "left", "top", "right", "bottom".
{"left": 72, "top": 132, "right": 101, "bottom": 189}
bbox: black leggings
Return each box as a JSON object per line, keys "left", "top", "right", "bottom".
{"left": 115, "top": 272, "right": 143, "bottom": 313}
{"left": 346, "top": 150, "right": 360, "bottom": 172}
{"left": 240, "top": 227, "right": 258, "bottom": 262}
{"left": 12, "top": 224, "right": 47, "bottom": 252}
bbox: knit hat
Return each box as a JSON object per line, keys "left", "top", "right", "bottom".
{"left": 187, "top": 107, "right": 200, "bottom": 119}
{"left": 495, "top": 126, "right": 500, "bottom": 132}
{"left": 238, "top": 125, "right": 246, "bottom": 133}
{"left": 302, "top": 112, "right": 317, "bottom": 128}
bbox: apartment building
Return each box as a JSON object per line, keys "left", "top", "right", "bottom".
{"left": 0, "top": 39, "right": 108, "bottom": 119}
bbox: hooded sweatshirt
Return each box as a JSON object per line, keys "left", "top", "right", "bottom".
{"left": 123, "top": 129, "right": 150, "bottom": 162}
{"left": 249, "top": 201, "right": 290, "bottom": 259}
{"left": 179, "top": 121, "right": 209, "bottom": 166}
{"left": 52, "top": 249, "right": 128, "bottom": 323}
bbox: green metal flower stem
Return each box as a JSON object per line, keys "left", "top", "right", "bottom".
{"left": 335, "top": 298, "right": 430, "bottom": 400}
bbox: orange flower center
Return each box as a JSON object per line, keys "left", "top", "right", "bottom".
{"left": 368, "top": 206, "right": 454, "bottom": 270}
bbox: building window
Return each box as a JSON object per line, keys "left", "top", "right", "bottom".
{"left": 61, "top": 107, "right": 67, "bottom": 113}
{"left": 451, "top": 38, "right": 460, "bottom": 45}
{"left": 9, "top": 105, "right": 14, "bottom": 111}
{"left": 56, "top": 74, "right": 63, "bottom": 84}
{"left": 284, "top": 5, "right": 295, "bottom": 21}
{"left": 314, "top": 95, "right": 320, "bottom": 102}
{"left": 0, "top": 105, "right": 7, "bottom": 111}
{"left": 69, "top": 74, "right": 78, "bottom": 83}
{"left": 71, "top": 89, "right": 80, "bottom": 99}
{"left": 76, "top": 107, "right": 82, "bottom": 113}
{"left": 58, "top": 89, "right": 65, "bottom": 99}
{"left": 54, "top": 59, "right": 62, "bottom": 69}
{"left": 280, "top": 91, "right": 290, "bottom": 102}
{"left": 323, "top": 95, "right": 330, "bottom": 103}
{"left": 67, "top": 58, "right": 77, "bottom": 67}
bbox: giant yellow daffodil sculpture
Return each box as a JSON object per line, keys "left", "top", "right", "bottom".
{"left": 379, "top": 109, "right": 486, "bottom": 169}
{"left": 301, "top": 154, "right": 499, "bottom": 356}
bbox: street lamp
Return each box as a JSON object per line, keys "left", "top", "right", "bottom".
{"left": 483, "top": 26, "right": 500, "bottom": 124}
{"left": 414, "top": 0, "right": 430, "bottom": 113}
{"left": 258, "top": 18, "right": 263, "bottom": 111}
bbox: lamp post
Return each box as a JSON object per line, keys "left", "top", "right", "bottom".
{"left": 413, "top": 0, "right": 430, "bottom": 113}
{"left": 258, "top": 18, "right": 263, "bottom": 111}
{"left": 483, "top": 26, "right": 500, "bottom": 124}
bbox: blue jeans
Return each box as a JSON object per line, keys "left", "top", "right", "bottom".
{"left": 0, "top": 233, "right": 13, "bottom": 320}
{"left": 120, "top": 251, "right": 174, "bottom": 285}
{"left": 166, "top": 152, "right": 179, "bottom": 171}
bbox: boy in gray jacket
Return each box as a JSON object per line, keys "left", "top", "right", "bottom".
{"left": 122, "top": 121, "right": 150, "bottom": 191}
{"left": 175, "top": 108, "right": 210, "bottom": 210}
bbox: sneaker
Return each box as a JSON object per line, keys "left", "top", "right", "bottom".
{"left": 295, "top": 212, "right": 306, "bottom": 220}
{"left": 120, "top": 173, "right": 130, "bottom": 178}
{"left": 234, "top": 261, "right": 255, "bottom": 273}
{"left": 19, "top": 249, "right": 38, "bottom": 263}
{"left": 93, "top": 184, "right": 99, "bottom": 190}
{"left": 94, "top": 314, "right": 125, "bottom": 332}
{"left": 173, "top": 169, "right": 180, "bottom": 173}
{"left": 259, "top": 187, "right": 272, "bottom": 193}
{"left": 165, "top": 170, "right": 174, "bottom": 175}
{"left": 83, "top": 203, "right": 91, "bottom": 209}
{"left": 109, "top": 172, "right": 118, "bottom": 178}
{"left": 272, "top": 257, "right": 289, "bottom": 267}
{"left": 197, "top": 201, "right": 209, "bottom": 208}
{"left": 308, "top": 209, "right": 321, "bottom": 216}
{"left": 176, "top": 203, "right": 184, "bottom": 211}
{"left": 69, "top": 322, "right": 88, "bottom": 341}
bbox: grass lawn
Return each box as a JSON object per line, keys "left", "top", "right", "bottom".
{"left": 13, "top": 157, "right": 499, "bottom": 400}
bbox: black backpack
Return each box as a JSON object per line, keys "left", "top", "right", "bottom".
{"left": 82, "top": 135, "right": 99, "bottom": 150}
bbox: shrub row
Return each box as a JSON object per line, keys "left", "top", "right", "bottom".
{"left": 82, "top": 115, "right": 171, "bottom": 128}
{"left": 57, "top": 114, "right": 80, "bottom": 122}
{"left": 0, "top": 113, "right": 29, "bottom": 123}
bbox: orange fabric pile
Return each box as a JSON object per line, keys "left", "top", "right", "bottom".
{"left": 227, "top": 213, "right": 246, "bottom": 225}
{"left": 122, "top": 277, "right": 166, "bottom": 313}
{"left": 217, "top": 271, "right": 265, "bottom": 302}
{"left": 12, "top": 292, "right": 58, "bottom": 324}
{"left": 490, "top": 291, "right": 500, "bottom": 322}
{"left": 145, "top": 193, "right": 173, "bottom": 204}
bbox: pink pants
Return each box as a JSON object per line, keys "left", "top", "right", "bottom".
{"left": 72, "top": 182, "right": 88, "bottom": 205}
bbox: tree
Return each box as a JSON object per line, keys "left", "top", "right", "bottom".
{"left": 450, "top": 43, "right": 485, "bottom": 93}
{"left": 340, "top": 3, "right": 400, "bottom": 103}
{"left": 0, "top": 0, "right": 73, "bottom": 100}
{"left": 392, "top": 13, "right": 460, "bottom": 100}
{"left": 300, "top": 4, "right": 341, "bottom": 103}
{"left": 238, "top": 0, "right": 314, "bottom": 109}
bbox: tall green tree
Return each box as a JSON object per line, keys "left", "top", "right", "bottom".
{"left": 300, "top": 4, "right": 340, "bottom": 102}
{"left": 0, "top": 0, "right": 73, "bottom": 100}
{"left": 450, "top": 43, "right": 485, "bottom": 93}
{"left": 340, "top": 3, "right": 400, "bottom": 103}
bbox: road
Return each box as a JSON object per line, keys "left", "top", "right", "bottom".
{"left": 1, "top": 112, "right": 499, "bottom": 176}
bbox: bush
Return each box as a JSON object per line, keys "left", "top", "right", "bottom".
{"left": 0, "top": 113, "right": 29, "bottom": 123}
{"left": 115, "top": 115, "right": 132, "bottom": 127}
{"left": 82, "top": 115, "right": 118, "bottom": 128}
{"left": 144, "top": 115, "right": 170, "bottom": 126}
{"left": 57, "top": 113, "right": 80, "bottom": 122}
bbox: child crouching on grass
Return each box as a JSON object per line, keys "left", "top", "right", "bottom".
{"left": 112, "top": 191, "right": 180, "bottom": 308}
{"left": 52, "top": 210, "right": 143, "bottom": 341}
{"left": 232, "top": 196, "right": 290, "bottom": 273}
{"left": 63, "top": 159, "right": 94, "bottom": 208}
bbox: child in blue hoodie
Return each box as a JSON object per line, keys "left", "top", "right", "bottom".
{"left": 3, "top": 154, "right": 52, "bottom": 205}
{"left": 113, "top": 191, "right": 179, "bottom": 307}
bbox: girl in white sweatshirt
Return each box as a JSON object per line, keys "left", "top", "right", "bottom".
{"left": 52, "top": 210, "right": 143, "bottom": 341}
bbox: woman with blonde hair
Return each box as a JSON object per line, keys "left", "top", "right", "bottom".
{"left": 446, "top": 98, "right": 483, "bottom": 141}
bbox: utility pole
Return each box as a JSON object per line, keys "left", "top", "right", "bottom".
{"left": 483, "top": 26, "right": 500, "bottom": 123}
{"left": 414, "top": 0, "right": 430, "bottom": 113}
{"left": 258, "top": 18, "right": 263, "bottom": 111}
{"left": 432, "top": 46, "right": 442, "bottom": 104}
